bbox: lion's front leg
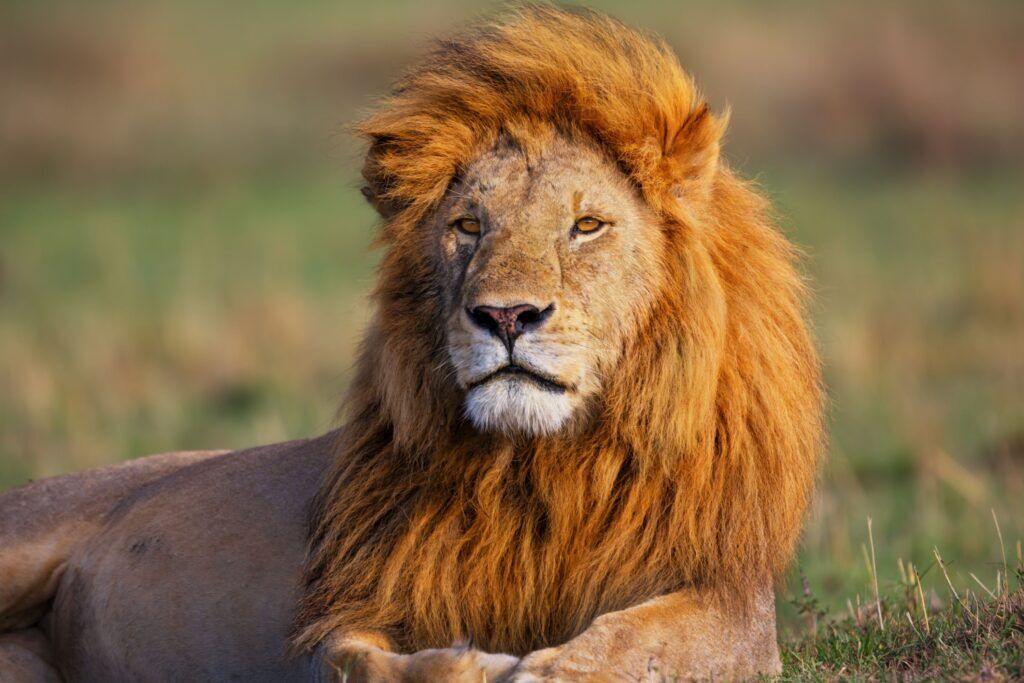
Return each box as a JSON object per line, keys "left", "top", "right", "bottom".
{"left": 314, "top": 630, "right": 520, "bottom": 683}
{"left": 506, "top": 580, "right": 780, "bottom": 682}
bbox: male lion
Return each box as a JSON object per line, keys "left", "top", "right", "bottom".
{"left": 0, "top": 7, "right": 822, "bottom": 681}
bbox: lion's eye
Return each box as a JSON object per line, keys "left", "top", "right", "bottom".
{"left": 454, "top": 218, "right": 481, "bottom": 236}
{"left": 573, "top": 216, "right": 605, "bottom": 235}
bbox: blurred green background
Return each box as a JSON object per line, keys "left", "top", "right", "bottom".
{"left": 1, "top": 0, "right": 1022, "bottom": 633}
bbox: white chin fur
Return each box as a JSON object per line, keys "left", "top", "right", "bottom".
{"left": 465, "top": 377, "right": 574, "bottom": 436}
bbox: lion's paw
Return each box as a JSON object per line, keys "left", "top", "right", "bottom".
{"left": 326, "top": 647, "right": 519, "bottom": 682}
{"left": 401, "top": 646, "right": 519, "bottom": 682}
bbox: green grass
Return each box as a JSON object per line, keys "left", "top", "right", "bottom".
{"left": 0, "top": 170, "right": 376, "bottom": 483}
{"left": 780, "top": 545, "right": 1024, "bottom": 681}
{"left": 781, "top": 590, "right": 1024, "bottom": 680}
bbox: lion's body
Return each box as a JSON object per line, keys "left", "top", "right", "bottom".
{"left": 1, "top": 7, "right": 822, "bottom": 682}
{"left": 1, "top": 437, "right": 330, "bottom": 681}
{"left": 1, "top": 435, "right": 782, "bottom": 681}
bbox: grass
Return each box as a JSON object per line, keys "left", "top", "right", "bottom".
{"left": 0, "top": 170, "right": 376, "bottom": 483}
{"left": 779, "top": 525, "right": 1024, "bottom": 680}
{"left": 782, "top": 586, "right": 1024, "bottom": 680}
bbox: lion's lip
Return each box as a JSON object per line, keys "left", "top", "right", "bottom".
{"left": 467, "top": 364, "right": 568, "bottom": 394}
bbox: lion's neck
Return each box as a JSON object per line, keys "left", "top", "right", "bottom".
{"left": 298, "top": 424, "right": 689, "bottom": 655}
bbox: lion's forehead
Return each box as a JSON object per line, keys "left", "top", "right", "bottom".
{"left": 458, "top": 137, "right": 628, "bottom": 218}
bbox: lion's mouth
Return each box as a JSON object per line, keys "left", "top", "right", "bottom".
{"left": 468, "top": 364, "right": 568, "bottom": 394}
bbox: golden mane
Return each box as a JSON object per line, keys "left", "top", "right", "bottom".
{"left": 294, "top": 5, "right": 823, "bottom": 655}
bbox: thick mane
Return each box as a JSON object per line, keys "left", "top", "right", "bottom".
{"left": 294, "top": 6, "right": 823, "bottom": 655}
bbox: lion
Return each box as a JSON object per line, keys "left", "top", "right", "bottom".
{"left": 0, "top": 6, "right": 822, "bottom": 681}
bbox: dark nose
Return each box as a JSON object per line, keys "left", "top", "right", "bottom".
{"left": 467, "top": 303, "right": 554, "bottom": 353}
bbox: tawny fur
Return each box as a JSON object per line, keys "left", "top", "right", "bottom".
{"left": 296, "top": 6, "right": 823, "bottom": 656}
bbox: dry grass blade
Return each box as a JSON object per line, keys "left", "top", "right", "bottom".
{"left": 905, "top": 611, "right": 924, "bottom": 640}
{"left": 914, "top": 564, "right": 930, "bottom": 634}
{"left": 933, "top": 547, "right": 981, "bottom": 625}
{"left": 992, "top": 509, "right": 1008, "bottom": 598}
{"left": 970, "top": 572, "right": 997, "bottom": 600}
{"left": 868, "top": 517, "right": 884, "bottom": 631}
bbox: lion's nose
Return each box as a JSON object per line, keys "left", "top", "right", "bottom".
{"left": 467, "top": 303, "right": 554, "bottom": 353}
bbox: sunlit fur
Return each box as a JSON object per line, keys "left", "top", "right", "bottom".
{"left": 295, "top": 6, "right": 824, "bottom": 656}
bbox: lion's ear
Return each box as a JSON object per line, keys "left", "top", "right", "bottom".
{"left": 360, "top": 137, "right": 406, "bottom": 221}
{"left": 665, "top": 104, "right": 728, "bottom": 205}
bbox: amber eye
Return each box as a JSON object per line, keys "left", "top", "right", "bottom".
{"left": 573, "top": 216, "right": 605, "bottom": 235}
{"left": 454, "top": 217, "right": 481, "bottom": 235}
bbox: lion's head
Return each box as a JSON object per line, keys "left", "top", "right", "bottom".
{"left": 297, "top": 6, "right": 823, "bottom": 655}
{"left": 442, "top": 134, "right": 665, "bottom": 436}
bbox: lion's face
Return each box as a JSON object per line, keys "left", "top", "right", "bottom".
{"left": 436, "top": 136, "right": 664, "bottom": 436}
